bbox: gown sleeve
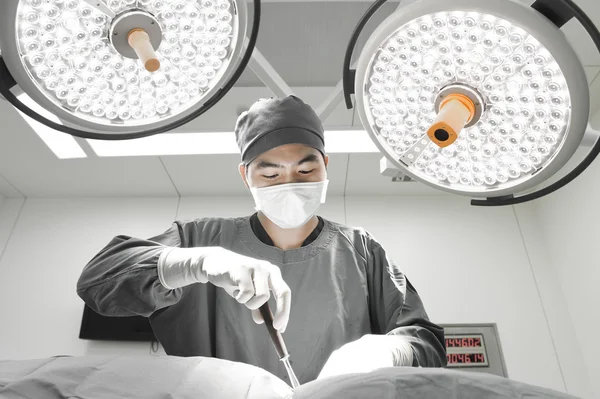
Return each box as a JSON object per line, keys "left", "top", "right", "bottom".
{"left": 365, "top": 234, "right": 447, "bottom": 367}
{"left": 76, "top": 221, "right": 191, "bottom": 317}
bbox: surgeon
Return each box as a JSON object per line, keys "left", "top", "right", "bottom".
{"left": 77, "top": 96, "right": 447, "bottom": 384}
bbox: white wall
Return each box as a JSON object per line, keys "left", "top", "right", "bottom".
{"left": 514, "top": 202, "right": 592, "bottom": 399}
{"left": 0, "top": 195, "right": 581, "bottom": 395}
{"left": 0, "top": 194, "right": 4, "bottom": 258}
{"left": 0, "top": 198, "right": 178, "bottom": 359}
{"left": 344, "top": 196, "right": 566, "bottom": 393}
{"left": 0, "top": 197, "right": 25, "bottom": 263}
{"left": 528, "top": 141, "right": 600, "bottom": 399}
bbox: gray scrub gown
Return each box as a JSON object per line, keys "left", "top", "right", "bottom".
{"left": 77, "top": 215, "right": 447, "bottom": 384}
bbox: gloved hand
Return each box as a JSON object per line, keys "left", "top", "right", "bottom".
{"left": 316, "top": 334, "right": 414, "bottom": 380}
{"left": 158, "top": 246, "right": 291, "bottom": 332}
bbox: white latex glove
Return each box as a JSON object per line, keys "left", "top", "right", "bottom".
{"left": 317, "top": 334, "right": 414, "bottom": 380}
{"left": 158, "top": 247, "right": 292, "bottom": 332}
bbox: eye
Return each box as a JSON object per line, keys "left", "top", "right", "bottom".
{"left": 299, "top": 169, "right": 315, "bottom": 175}
{"left": 263, "top": 174, "right": 278, "bottom": 179}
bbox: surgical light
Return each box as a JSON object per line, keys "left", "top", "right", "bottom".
{"left": 343, "top": 0, "right": 600, "bottom": 206}
{"left": 0, "top": 0, "right": 259, "bottom": 140}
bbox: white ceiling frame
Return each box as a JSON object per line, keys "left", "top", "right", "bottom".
{"left": 248, "top": 48, "right": 295, "bottom": 98}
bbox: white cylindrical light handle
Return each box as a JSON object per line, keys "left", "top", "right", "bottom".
{"left": 127, "top": 28, "right": 160, "bottom": 72}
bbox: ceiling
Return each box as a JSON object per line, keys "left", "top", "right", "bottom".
{"left": 0, "top": 85, "right": 447, "bottom": 198}
{"left": 0, "top": 0, "right": 599, "bottom": 199}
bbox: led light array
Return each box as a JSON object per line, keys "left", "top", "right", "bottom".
{"left": 17, "top": 0, "right": 236, "bottom": 126}
{"left": 365, "top": 11, "right": 571, "bottom": 189}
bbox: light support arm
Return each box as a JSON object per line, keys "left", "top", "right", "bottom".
{"left": 316, "top": 80, "right": 344, "bottom": 122}
{"left": 248, "top": 48, "right": 294, "bottom": 98}
{"left": 316, "top": 62, "right": 357, "bottom": 122}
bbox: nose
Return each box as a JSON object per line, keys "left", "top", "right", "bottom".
{"left": 281, "top": 168, "right": 304, "bottom": 185}
{"left": 282, "top": 171, "right": 297, "bottom": 184}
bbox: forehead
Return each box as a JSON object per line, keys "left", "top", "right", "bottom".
{"left": 253, "top": 143, "right": 321, "bottom": 163}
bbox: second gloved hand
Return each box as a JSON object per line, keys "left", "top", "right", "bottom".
{"left": 158, "top": 246, "right": 291, "bottom": 332}
{"left": 316, "top": 334, "right": 414, "bottom": 380}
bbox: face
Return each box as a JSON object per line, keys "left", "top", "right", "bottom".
{"left": 240, "top": 144, "right": 329, "bottom": 189}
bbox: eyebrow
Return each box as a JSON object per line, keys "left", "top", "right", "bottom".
{"left": 255, "top": 154, "right": 320, "bottom": 170}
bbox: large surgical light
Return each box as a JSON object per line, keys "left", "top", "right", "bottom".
{"left": 344, "top": 0, "right": 600, "bottom": 206}
{"left": 0, "top": 0, "right": 259, "bottom": 140}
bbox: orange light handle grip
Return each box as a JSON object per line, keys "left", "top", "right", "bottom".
{"left": 427, "top": 94, "right": 475, "bottom": 148}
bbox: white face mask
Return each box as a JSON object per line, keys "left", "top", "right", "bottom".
{"left": 250, "top": 180, "right": 329, "bottom": 229}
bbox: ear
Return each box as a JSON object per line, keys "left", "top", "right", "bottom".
{"left": 239, "top": 163, "right": 250, "bottom": 189}
{"left": 324, "top": 154, "right": 329, "bottom": 168}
